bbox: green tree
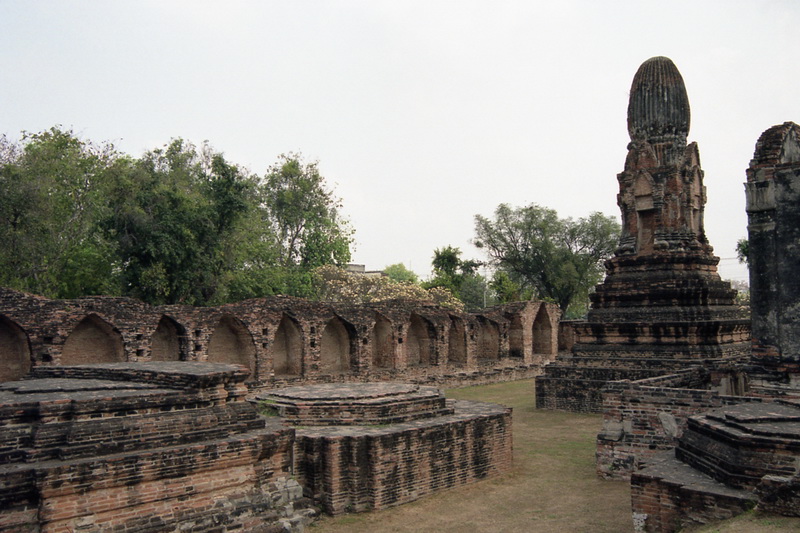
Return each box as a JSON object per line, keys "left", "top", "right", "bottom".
{"left": 736, "top": 238, "right": 749, "bottom": 266}
{"left": 263, "top": 154, "right": 352, "bottom": 268}
{"left": 383, "top": 263, "right": 419, "bottom": 284}
{"left": 0, "top": 129, "right": 356, "bottom": 305}
{"left": 489, "top": 270, "right": 531, "bottom": 304}
{"left": 261, "top": 154, "right": 353, "bottom": 297}
{"left": 104, "top": 139, "right": 259, "bottom": 305}
{"left": 424, "top": 246, "right": 487, "bottom": 311}
{"left": 474, "top": 204, "right": 620, "bottom": 316}
{"left": 0, "top": 127, "right": 122, "bottom": 298}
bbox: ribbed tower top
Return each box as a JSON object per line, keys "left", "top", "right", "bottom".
{"left": 627, "top": 56, "right": 691, "bottom": 143}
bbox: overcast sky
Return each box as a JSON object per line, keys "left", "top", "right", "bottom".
{"left": 2, "top": 1, "right": 797, "bottom": 283}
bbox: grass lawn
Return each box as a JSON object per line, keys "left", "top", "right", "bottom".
{"left": 312, "top": 379, "right": 800, "bottom": 532}
{"left": 312, "top": 379, "right": 633, "bottom": 533}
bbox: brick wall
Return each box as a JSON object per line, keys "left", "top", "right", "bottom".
{"left": 293, "top": 400, "right": 512, "bottom": 514}
{"left": 596, "top": 366, "right": 754, "bottom": 479}
{"left": 0, "top": 362, "right": 316, "bottom": 532}
{"left": 0, "top": 288, "right": 559, "bottom": 389}
{"left": 630, "top": 455, "right": 756, "bottom": 533}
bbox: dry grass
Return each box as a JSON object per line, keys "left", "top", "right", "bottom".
{"left": 311, "top": 379, "right": 800, "bottom": 532}
{"left": 685, "top": 511, "right": 800, "bottom": 532}
{"left": 313, "top": 379, "right": 633, "bottom": 533}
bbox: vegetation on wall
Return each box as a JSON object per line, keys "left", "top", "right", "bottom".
{"left": 311, "top": 264, "right": 464, "bottom": 311}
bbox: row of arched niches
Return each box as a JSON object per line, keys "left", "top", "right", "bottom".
{"left": 0, "top": 288, "right": 560, "bottom": 386}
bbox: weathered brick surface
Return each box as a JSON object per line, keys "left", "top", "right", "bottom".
{"left": 0, "top": 363, "right": 315, "bottom": 533}
{"left": 630, "top": 401, "right": 800, "bottom": 531}
{"left": 536, "top": 57, "right": 750, "bottom": 414}
{"left": 259, "top": 382, "right": 513, "bottom": 515}
{"left": 746, "top": 121, "right": 800, "bottom": 385}
{"left": 596, "top": 367, "right": 753, "bottom": 479}
{"left": 293, "top": 400, "right": 513, "bottom": 514}
{"left": 258, "top": 383, "right": 454, "bottom": 426}
{"left": 756, "top": 474, "right": 800, "bottom": 517}
{"left": 631, "top": 452, "right": 756, "bottom": 533}
{"left": 676, "top": 401, "right": 800, "bottom": 489}
{"left": 0, "top": 289, "right": 559, "bottom": 389}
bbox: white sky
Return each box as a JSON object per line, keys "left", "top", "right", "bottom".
{"left": 2, "top": 1, "right": 797, "bottom": 284}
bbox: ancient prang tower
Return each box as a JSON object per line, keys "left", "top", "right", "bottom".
{"left": 745, "top": 121, "right": 800, "bottom": 385}
{"left": 536, "top": 57, "right": 750, "bottom": 412}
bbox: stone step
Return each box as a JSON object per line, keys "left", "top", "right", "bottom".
{"left": 631, "top": 451, "right": 757, "bottom": 532}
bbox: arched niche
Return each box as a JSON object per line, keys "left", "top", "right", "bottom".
{"left": 0, "top": 315, "right": 31, "bottom": 382}
{"left": 406, "top": 313, "right": 434, "bottom": 367}
{"left": 370, "top": 313, "right": 394, "bottom": 369}
{"left": 634, "top": 173, "right": 655, "bottom": 253}
{"left": 476, "top": 316, "right": 500, "bottom": 361}
{"left": 508, "top": 314, "right": 524, "bottom": 358}
{"left": 273, "top": 315, "right": 302, "bottom": 376}
{"left": 207, "top": 315, "right": 257, "bottom": 381}
{"left": 319, "top": 316, "right": 353, "bottom": 374}
{"left": 62, "top": 314, "right": 125, "bottom": 365}
{"left": 689, "top": 173, "right": 703, "bottom": 236}
{"left": 150, "top": 315, "right": 186, "bottom": 361}
{"left": 532, "top": 305, "right": 554, "bottom": 356}
{"left": 447, "top": 317, "right": 467, "bottom": 366}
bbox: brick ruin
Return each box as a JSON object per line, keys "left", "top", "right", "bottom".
{"left": 0, "top": 362, "right": 512, "bottom": 531}
{"left": 0, "top": 289, "right": 559, "bottom": 390}
{"left": 616, "top": 121, "right": 800, "bottom": 532}
{"left": 0, "top": 290, "right": 525, "bottom": 530}
{"left": 4, "top": 54, "right": 800, "bottom": 533}
{"left": 745, "top": 121, "right": 800, "bottom": 385}
{"left": 535, "top": 56, "right": 750, "bottom": 414}
{"left": 0, "top": 362, "right": 316, "bottom": 532}
{"left": 259, "top": 382, "right": 512, "bottom": 514}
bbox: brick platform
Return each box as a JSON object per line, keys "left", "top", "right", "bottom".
{"left": 0, "top": 362, "right": 317, "bottom": 533}
{"left": 259, "top": 382, "right": 513, "bottom": 515}
{"left": 258, "top": 382, "right": 454, "bottom": 425}
{"left": 631, "top": 401, "right": 800, "bottom": 532}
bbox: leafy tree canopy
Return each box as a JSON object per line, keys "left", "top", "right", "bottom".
{"left": 736, "top": 238, "right": 749, "bottom": 266}
{"left": 263, "top": 154, "right": 353, "bottom": 269}
{"left": 383, "top": 263, "right": 419, "bottom": 284}
{"left": 423, "top": 246, "right": 488, "bottom": 311}
{"left": 0, "top": 127, "right": 121, "bottom": 298}
{"left": 0, "top": 128, "right": 354, "bottom": 305}
{"left": 474, "top": 203, "right": 620, "bottom": 316}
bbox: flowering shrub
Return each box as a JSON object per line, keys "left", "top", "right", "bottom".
{"left": 312, "top": 265, "right": 464, "bottom": 311}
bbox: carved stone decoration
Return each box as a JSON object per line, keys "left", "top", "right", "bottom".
{"left": 536, "top": 57, "right": 750, "bottom": 413}
{"left": 745, "top": 121, "right": 800, "bottom": 380}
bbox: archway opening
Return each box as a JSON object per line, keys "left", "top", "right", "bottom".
{"left": 532, "top": 305, "right": 554, "bottom": 356}
{"left": 0, "top": 315, "right": 31, "bottom": 382}
{"left": 273, "top": 315, "right": 302, "bottom": 376}
{"left": 476, "top": 317, "right": 500, "bottom": 361}
{"left": 371, "top": 314, "right": 394, "bottom": 369}
{"left": 207, "top": 315, "right": 257, "bottom": 381}
{"left": 508, "top": 315, "right": 524, "bottom": 358}
{"left": 634, "top": 174, "right": 655, "bottom": 253}
{"left": 447, "top": 317, "right": 467, "bottom": 366}
{"left": 150, "top": 316, "right": 185, "bottom": 361}
{"left": 320, "top": 316, "right": 352, "bottom": 374}
{"left": 407, "top": 313, "right": 433, "bottom": 367}
{"left": 62, "top": 314, "right": 125, "bottom": 365}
